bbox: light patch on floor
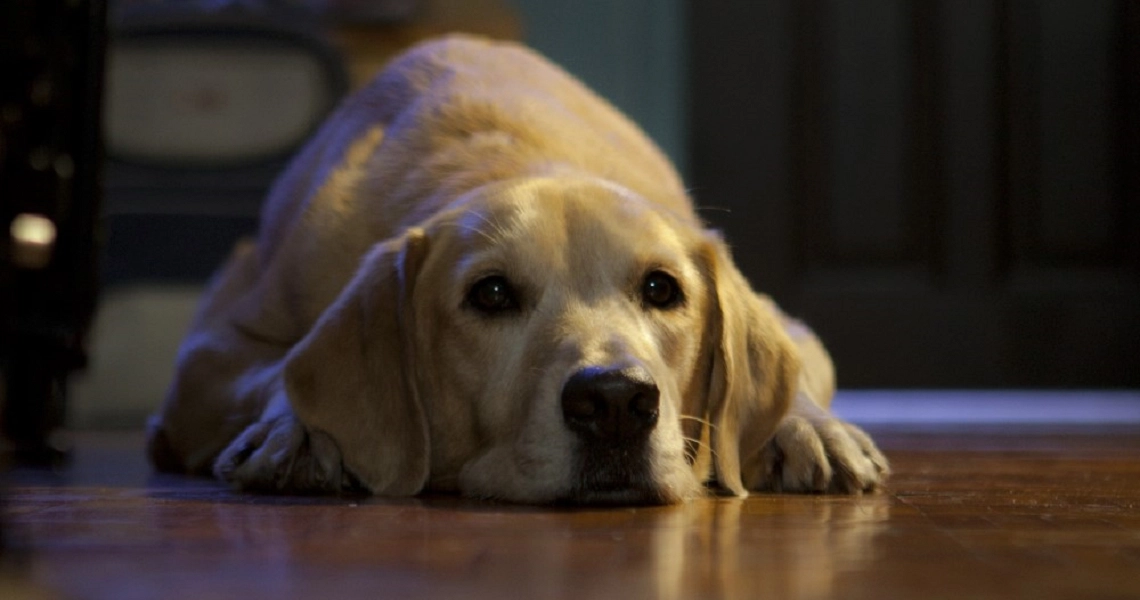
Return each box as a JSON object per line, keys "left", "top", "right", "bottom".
{"left": 833, "top": 389, "right": 1140, "bottom": 425}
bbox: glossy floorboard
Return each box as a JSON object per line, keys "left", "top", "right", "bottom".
{"left": 3, "top": 427, "right": 1139, "bottom": 600}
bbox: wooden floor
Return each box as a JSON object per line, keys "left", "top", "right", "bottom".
{"left": 2, "top": 426, "right": 1140, "bottom": 600}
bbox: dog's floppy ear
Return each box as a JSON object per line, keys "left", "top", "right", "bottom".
{"left": 699, "top": 232, "right": 801, "bottom": 496}
{"left": 283, "top": 229, "right": 430, "bottom": 495}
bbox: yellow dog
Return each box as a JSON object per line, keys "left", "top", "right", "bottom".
{"left": 147, "top": 35, "right": 888, "bottom": 503}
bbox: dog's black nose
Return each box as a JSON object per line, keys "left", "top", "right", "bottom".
{"left": 561, "top": 366, "right": 660, "bottom": 441}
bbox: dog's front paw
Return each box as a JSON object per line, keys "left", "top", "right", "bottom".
{"left": 213, "top": 416, "right": 350, "bottom": 494}
{"left": 749, "top": 416, "right": 889, "bottom": 494}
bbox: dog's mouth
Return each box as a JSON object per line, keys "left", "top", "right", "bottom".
{"left": 561, "top": 443, "right": 666, "bottom": 505}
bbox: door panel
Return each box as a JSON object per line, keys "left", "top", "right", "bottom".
{"left": 690, "top": 1, "right": 1140, "bottom": 386}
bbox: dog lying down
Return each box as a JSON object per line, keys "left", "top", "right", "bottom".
{"left": 147, "top": 35, "right": 888, "bottom": 504}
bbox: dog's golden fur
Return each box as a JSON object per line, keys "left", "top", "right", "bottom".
{"left": 147, "top": 35, "right": 887, "bottom": 503}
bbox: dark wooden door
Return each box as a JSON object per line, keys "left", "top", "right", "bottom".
{"left": 690, "top": 1, "right": 1140, "bottom": 387}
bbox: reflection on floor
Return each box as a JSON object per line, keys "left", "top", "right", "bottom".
{"left": 3, "top": 425, "right": 1140, "bottom": 600}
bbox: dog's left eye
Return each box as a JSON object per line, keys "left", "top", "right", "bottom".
{"left": 642, "top": 270, "right": 683, "bottom": 309}
{"left": 467, "top": 275, "right": 520, "bottom": 314}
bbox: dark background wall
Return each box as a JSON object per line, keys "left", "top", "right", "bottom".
{"left": 690, "top": 0, "right": 1140, "bottom": 387}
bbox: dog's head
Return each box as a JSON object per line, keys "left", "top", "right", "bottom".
{"left": 284, "top": 176, "right": 800, "bottom": 504}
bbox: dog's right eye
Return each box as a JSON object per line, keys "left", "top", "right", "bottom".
{"left": 642, "top": 270, "right": 683, "bottom": 309}
{"left": 466, "top": 275, "right": 520, "bottom": 314}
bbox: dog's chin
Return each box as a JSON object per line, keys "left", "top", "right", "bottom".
{"left": 561, "top": 445, "right": 673, "bottom": 506}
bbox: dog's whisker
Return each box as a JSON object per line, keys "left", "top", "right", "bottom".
{"left": 695, "top": 205, "right": 732, "bottom": 215}
{"left": 445, "top": 222, "right": 499, "bottom": 245}
{"left": 443, "top": 210, "right": 516, "bottom": 245}
{"left": 680, "top": 435, "right": 718, "bottom": 459}
{"left": 677, "top": 415, "right": 717, "bottom": 430}
{"left": 466, "top": 211, "right": 512, "bottom": 241}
